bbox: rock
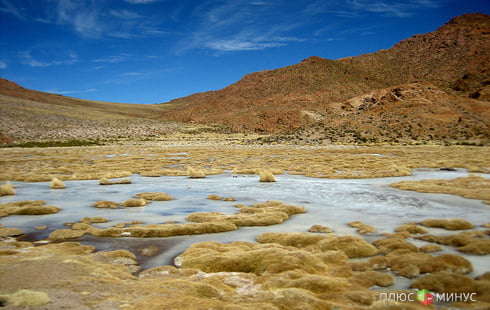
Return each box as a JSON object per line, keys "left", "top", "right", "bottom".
{"left": 421, "top": 218, "right": 474, "bottom": 230}
{"left": 35, "top": 225, "right": 47, "bottom": 230}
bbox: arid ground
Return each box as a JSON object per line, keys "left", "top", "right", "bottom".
{"left": 1, "top": 141, "right": 489, "bottom": 309}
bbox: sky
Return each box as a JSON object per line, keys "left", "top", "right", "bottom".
{"left": 1, "top": 0, "right": 489, "bottom": 104}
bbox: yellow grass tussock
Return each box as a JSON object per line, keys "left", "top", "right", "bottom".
{"left": 391, "top": 174, "right": 490, "bottom": 204}
{"left": 187, "top": 167, "right": 206, "bottom": 178}
{"left": 50, "top": 177, "right": 66, "bottom": 189}
{"left": 259, "top": 169, "right": 276, "bottom": 182}
{"left": 122, "top": 198, "right": 147, "bottom": 207}
{"left": 0, "top": 200, "right": 60, "bottom": 217}
{"left": 0, "top": 181, "right": 15, "bottom": 196}
{"left": 135, "top": 192, "right": 173, "bottom": 201}
{"left": 420, "top": 218, "right": 474, "bottom": 230}
{"left": 93, "top": 200, "right": 120, "bottom": 209}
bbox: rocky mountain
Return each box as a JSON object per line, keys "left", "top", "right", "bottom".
{"left": 161, "top": 13, "right": 490, "bottom": 143}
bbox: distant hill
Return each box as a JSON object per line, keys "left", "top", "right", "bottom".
{"left": 0, "top": 78, "right": 178, "bottom": 142}
{"left": 161, "top": 13, "right": 490, "bottom": 144}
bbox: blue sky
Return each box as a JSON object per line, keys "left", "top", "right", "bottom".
{"left": 1, "top": 0, "right": 489, "bottom": 104}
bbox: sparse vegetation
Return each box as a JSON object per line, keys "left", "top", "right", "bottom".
{"left": 1, "top": 139, "right": 101, "bottom": 148}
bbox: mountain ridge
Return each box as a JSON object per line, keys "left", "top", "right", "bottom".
{"left": 160, "top": 13, "right": 490, "bottom": 141}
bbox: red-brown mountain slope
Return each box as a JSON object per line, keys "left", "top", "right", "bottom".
{"left": 161, "top": 13, "right": 490, "bottom": 141}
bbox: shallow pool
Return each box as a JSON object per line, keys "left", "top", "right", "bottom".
{"left": 1, "top": 168, "right": 489, "bottom": 276}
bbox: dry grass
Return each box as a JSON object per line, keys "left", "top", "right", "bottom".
{"left": 187, "top": 201, "right": 305, "bottom": 227}
{"left": 420, "top": 218, "right": 475, "bottom": 230}
{"left": 1, "top": 144, "right": 488, "bottom": 184}
{"left": 259, "top": 170, "right": 276, "bottom": 182}
{"left": 50, "top": 177, "right": 65, "bottom": 189}
{"left": 134, "top": 192, "right": 173, "bottom": 201}
{"left": 0, "top": 200, "right": 60, "bottom": 217}
{"left": 2, "top": 214, "right": 490, "bottom": 309}
{"left": 93, "top": 200, "right": 119, "bottom": 209}
{"left": 391, "top": 174, "right": 490, "bottom": 204}
{"left": 0, "top": 290, "right": 51, "bottom": 307}
{"left": 122, "top": 198, "right": 147, "bottom": 207}
{"left": 187, "top": 167, "right": 206, "bottom": 178}
{"left": 0, "top": 181, "right": 15, "bottom": 196}
{"left": 99, "top": 178, "right": 132, "bottom": 185}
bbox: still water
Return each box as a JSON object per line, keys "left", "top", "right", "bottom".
{"left": 1, "top": 169, "right": 489, "bottom": 276}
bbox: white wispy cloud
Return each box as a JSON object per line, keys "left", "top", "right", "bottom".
{"left": 93, "top": 54, "right": 133, "bottom": 64}
{"left": 177, "top": 1, "right": 307, "bottom": 53}
{"left": 19, "top": 50, "right": 78, "bottom": 67}
{"left": 346, "top": 0, "right": 442, "bottom": 17}
{"left": 0, "top": 0, "right": 23, "bottom": 19}
{"left": 104, "top": 68, "right": 176, "bottom": 85}
{"left": 205, "top": 40, "right": 287, "bottom": 52}
{"left": 110, "top": 9, "right": 142, "bottom": 19}
{"left": 0, "top": 60, "right": 7, "bottom": 69}
{"left": 44, "top": 88, "right": 97, "bottom": 95}
{"left": 1, "top": 0, "right": 168, "bottom": 39}
{"left": 54, "top": 0, "right": 104, "bottom": 38}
